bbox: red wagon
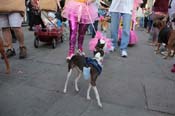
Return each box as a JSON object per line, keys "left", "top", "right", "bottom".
{"left": 34, "top": 25, "right": 63, "bottom": 49}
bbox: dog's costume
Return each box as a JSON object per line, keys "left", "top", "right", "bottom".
{"left": 85, "top": 57, "right": 102, "bottom": 75}
{"left": 89, "top": 31, "right": 112, "bottom": 53}
{"left": 83, "top": 57, "right": 102, "bottom": 80}
{"left": 62, "top": 0, "right": 98, "bottom": 58}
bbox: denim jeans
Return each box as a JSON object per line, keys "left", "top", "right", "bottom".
{"left": 110, "top": 12, "right": 131, "bottom": 51}
{"left": 139, "top": 17, "right": 144, "bottom": 28}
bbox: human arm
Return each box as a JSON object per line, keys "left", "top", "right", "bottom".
{"left": 57, "top": 0, "right": 62, "bottom": 9}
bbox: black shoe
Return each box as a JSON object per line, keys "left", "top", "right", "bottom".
{"left": 6, "top": 48, "right": 16, "bottom": 58}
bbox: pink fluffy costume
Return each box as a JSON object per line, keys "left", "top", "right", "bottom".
{"left": 62, "top": 0, "right": 98, "bottom": 59}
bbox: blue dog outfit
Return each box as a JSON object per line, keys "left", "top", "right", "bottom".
{"left": 83, "top": 57, "right": 102, "bottom": 80}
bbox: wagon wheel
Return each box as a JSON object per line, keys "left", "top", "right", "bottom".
{"left": 34, "top": 37, "right": 39, "bottom": 48}
{"left": 52, "top": 38, "right": 57, "bottom": 49}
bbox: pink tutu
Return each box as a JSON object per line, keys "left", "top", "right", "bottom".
{"left": 118, "top": 28, "right": 138, "bottom": 45}
{"left": 62, "top": 0, "right": 98, "bottom": 24}
{"left": 89, "top": 31, "right": 113, "bottom": 53}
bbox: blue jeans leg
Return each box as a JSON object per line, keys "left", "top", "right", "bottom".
{"left": 110, "top": 12, "right": 120, "bottom": 49}
{"left": 120, "top": 13, "right": 131, "bottom": 51}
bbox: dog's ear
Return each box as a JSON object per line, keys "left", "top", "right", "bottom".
{"left": 95, "top": 39, "right": 106, "bottom": 50}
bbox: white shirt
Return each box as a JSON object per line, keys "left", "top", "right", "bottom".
{"left": 109, "top": 0, "right": 134, "bottom": 14}
{"left": 136, "top": 7, "right": 144, "bottom": 17}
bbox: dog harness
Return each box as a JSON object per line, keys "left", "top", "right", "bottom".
{"left": 85, "top": 57, "right": 102, "bottom": 75}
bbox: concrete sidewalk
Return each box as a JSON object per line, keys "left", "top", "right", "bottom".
{"left": 0, "top": 27, "right": 174, "bottom": 116}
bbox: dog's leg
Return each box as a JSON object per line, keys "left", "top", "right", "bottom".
{"left": 63, "top": 69, "right": 72, "bottom": 93}
{"left": 87, "top": 83, "right": 92, "bottom": 100}
{"left": 155, "top": 43, "right": 161, "bottom": 54}
{"left": 2, "top": 50, "right": 10, "bottom": 74}
{"left": 92, "top": 86, "right": 102, "bottom": 108}
{"left": 163, "top": 48, "right": 170, "bottom": 59}
{"left": 75, "top": 68, "right": 81, "bottom": 92}
{"left": 0, "top": 39, "right": 10, "bottom": 74}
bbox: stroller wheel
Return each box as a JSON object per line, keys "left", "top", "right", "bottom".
{"left": 34, "top": 37, "right": 39, "bottom": 48}
{"left": 52, "top": 38, "right": 57, "bottom": 49}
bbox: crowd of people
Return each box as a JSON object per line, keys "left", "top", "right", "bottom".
{"left": 0, "top": 0, "right": 175, "bottom": 73}
{"left": 143, "top": 0, "right": 175, "bottom": 73}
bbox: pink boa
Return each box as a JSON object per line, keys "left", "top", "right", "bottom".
{"left": 89, "top": 31, "right": 112, "bottom": 53}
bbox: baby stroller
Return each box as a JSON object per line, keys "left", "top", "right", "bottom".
{"left": 34, "top": 12, "right": 63, "bottom": 49}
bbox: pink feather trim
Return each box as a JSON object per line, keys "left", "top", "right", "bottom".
{"left": 89, "top": 31, "right": 112, "bottom": 53}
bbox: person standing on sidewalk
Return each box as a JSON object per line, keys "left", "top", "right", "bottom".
{"left": 168, "top": 0, "right": 175, "bottom": 29}
{"left": 62, "top": 0, "right": 98, "bottom": 60}
{"left": 0, "top": 0, "right": 27, "bottom": 59}
{"left": 109, "top": 0, "right": 134, "bottom": 57}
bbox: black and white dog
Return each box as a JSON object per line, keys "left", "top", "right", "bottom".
{"left": 63, "top": 39, "right": 106, "bottom": 108}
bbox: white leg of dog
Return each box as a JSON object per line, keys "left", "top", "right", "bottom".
{"left": 63, "top": 69, "right": 72, "bottom": 93}
{"left": 87, "top": 83, "right": 92, "bottom": 100}
{"left": 93, "top": 86, "right": 102, "bottom": 108}
{"left": 75, "top": 70, "right": 81, "bottom": 92}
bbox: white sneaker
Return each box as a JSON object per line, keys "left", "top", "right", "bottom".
{"left": 121, "top": 50, "right": 128, "bottom": 57}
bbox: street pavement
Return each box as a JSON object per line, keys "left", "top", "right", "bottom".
{"left": 0, "top": 27, "right": 175, "bottom": 116}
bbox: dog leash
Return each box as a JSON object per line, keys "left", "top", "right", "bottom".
{"left": 85, "top": 3, "right": 97, "bottom": 34}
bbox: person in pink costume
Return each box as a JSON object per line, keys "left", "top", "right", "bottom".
{"left": 62, "top": 0, "right": 98, "bottom": 59}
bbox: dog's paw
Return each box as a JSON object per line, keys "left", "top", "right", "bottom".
{"left": 5, "top": 67, "right": 10, "bottom": 74}
{"left": 87, "top": 96, "right": 91, "bottom": 100}
{"left": 154, "top": 51, "right": 159, "bottom": 54}
{"left": 63, "top": 89, "right": 67, "bottom": 93}
{"left": 162, "top": 56, "right": 168, "bottom": 59}
{"left": 98, "top": 102, "right": 103, "bottom": 108}
{"left": 75, "top": 88, "right": 79, "bottom": 92}
{"left": 5, "top": 70, "right": 10, "bottom": 74}
{"left": 75, "top": 85, "right": 79, "bottom": 92}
